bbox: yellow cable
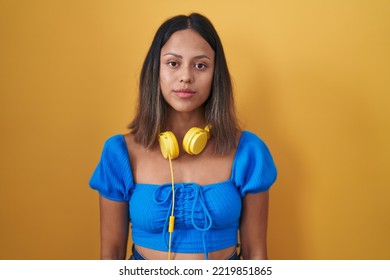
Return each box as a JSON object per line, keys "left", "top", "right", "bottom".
{"left": 168, "top": 155, "right": 175, "bottom": 260}
{"left": 169, "top": 156, "right": 175, "bottom": 217}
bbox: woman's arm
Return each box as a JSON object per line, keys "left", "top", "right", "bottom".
{"left": 239, "top": 191, "right": 269, "bottom": 260}
{"left": 99, "top": 195, "right": 129, "bottom": 259}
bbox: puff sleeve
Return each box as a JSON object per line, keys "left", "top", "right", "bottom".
{"left": 89, "top": 135, "right": 134, "bottom": 202}
{"left": 233, "top": 131, "right": 277, "bottom": 196}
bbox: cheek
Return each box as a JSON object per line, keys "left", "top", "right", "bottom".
{"left": 202, "top": 74, "right": 214, "bottom": 92}
{"left": 159, "top": 70, "right": 171, "bottom": 92}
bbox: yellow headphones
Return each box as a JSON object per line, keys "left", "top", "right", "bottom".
{"left": 158, "top": 125, "right": 211, "bottom": 159}
{"left": 158, "top": 125, "right": 211, "bottom": 259}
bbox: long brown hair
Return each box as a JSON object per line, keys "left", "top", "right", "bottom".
{"left": 129, "top": 13, "right": 239, "bottom": 155}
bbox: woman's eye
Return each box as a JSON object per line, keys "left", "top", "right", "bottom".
{"left": 195, "top": 63, "right": 207, "bottom": 70}
{"left": 168, "top": 61, "right": 178, "bottom": 67}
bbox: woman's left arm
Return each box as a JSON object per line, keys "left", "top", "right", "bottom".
{"left": 239, "top": 191, "right": 269, "bottom": 260}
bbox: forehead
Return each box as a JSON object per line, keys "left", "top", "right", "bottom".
{"left": 161, "top": 29, "right": 214, "bottom": 57}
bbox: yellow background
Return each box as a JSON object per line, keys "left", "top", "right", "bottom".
{"left": 1, "top": 0, "right": 389, "bottom": 260}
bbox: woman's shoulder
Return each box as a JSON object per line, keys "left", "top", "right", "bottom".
{"left": 239, "top": 130, "right": 267, "bottom": 147}
{"left": 90, "top": 133, "right": 134, "bottom": 201}
{"left": 235, "top": 130, "right": 276, "bottom": 168}
{"left": 104, "top": 134, "right": 126, "bottom": 145}
{"left": 233, "top": 130, "right": 278, "bottom": 194}
{"left": 99, "top": 134, "right": 128, "bottom": 155}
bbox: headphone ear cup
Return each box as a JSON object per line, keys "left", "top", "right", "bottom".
{"left": 183, "top": 127, "right": 209, "bottom": 155}
{"left": 158, "top": 131, "right": 179, "bottom": 159}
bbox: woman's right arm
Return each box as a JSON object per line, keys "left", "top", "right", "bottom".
{"left": 99, "top": 195, "right": 129, "bottom": 259}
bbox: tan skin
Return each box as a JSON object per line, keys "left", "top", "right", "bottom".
{"left": 99, "top": 29, "right": 269, "bottom": 260}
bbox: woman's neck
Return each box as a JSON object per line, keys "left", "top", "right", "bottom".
{"left": 164, "top": 109, "right": 207, "bottom": 140}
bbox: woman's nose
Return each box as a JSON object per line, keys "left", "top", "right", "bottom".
{"left": 179, "top": 66, "right": 194, "bottom": 83}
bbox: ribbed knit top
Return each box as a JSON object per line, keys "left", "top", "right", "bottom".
{"left": 89, "top": 131, "right": 277, "bottom": 257}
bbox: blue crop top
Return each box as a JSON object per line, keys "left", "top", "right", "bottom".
{"left": 89, "top": 131, "right": 277, "bottom": 257}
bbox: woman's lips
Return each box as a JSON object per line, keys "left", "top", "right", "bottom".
{"left": 173, "top": 89, "right": 196, "bottom": 98}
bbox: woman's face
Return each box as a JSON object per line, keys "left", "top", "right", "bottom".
{"left": 159, "top": 29, "right": 215, "bottom": 114}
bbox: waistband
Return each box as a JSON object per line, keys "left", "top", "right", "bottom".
{"left": 129, "top": 244, "right": 241, "bottom": 260}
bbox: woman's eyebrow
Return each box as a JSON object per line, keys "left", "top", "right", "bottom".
{"left": 162, "top": 53, "right": 212, "bottom": 60}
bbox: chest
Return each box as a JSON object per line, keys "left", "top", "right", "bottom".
{"left": 129, "top": 182, "right": 242, "bottom": 232}
{"left": 129, "top": 143, "right": 235, "bottom": 186}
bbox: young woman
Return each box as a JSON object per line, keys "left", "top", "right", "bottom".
{"left": 90, "top": 13, "right": 277, "bottom": 260}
